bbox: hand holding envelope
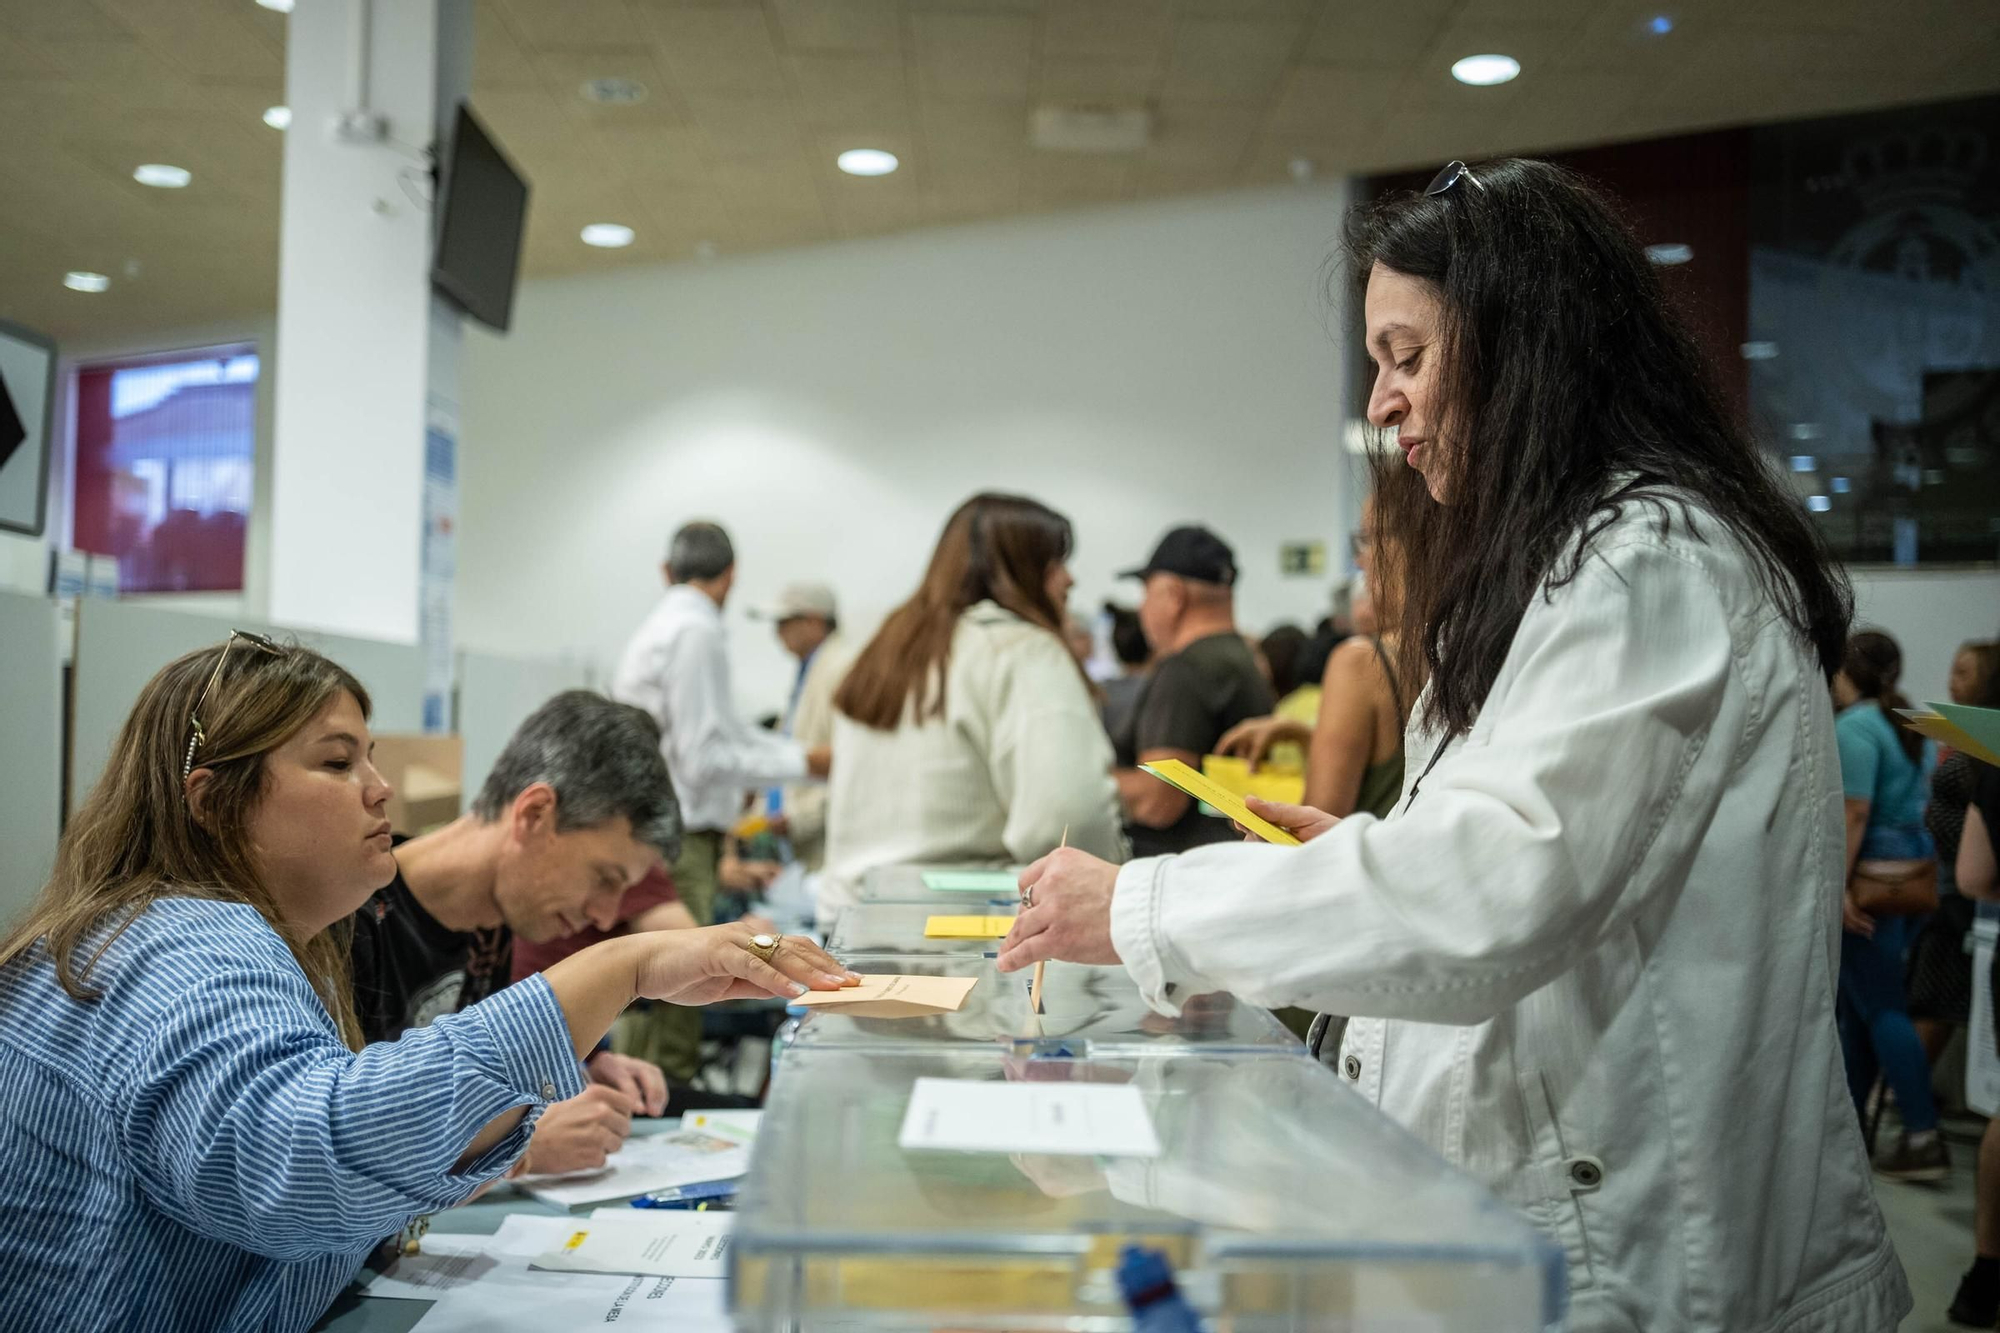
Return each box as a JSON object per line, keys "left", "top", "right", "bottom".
{"left": 791, "top": 973, "right": 979, "bottom": 1019}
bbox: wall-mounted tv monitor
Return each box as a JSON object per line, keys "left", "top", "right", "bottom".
{"left": 431, "top": 103, "right": 530, "bottom": 333}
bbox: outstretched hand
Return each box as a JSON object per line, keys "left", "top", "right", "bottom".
{"left": 632, "top": 924, "right": 858, "bottom": 1006}
{"left": 996, "top": 848, "right": 1122, "bottom": 973}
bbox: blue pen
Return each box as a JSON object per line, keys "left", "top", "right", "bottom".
{"left": 631, "top": 1178, "right": 739, "bottom": 1209}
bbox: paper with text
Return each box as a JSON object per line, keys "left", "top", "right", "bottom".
{"left": 898, "top": 1077, "right": 1162, "bottom": 1157}
{"left": 531, "top": 1212, "right": 733, "bottom": 1278}
{"left": 791, "top": 972, "right": 978, "bottom": 1017}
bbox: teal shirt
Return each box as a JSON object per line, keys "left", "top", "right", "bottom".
{"left": 1834, "top": 701, "right": 1936, "bottom": 860}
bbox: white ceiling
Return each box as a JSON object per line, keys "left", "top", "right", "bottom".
{"left": 3, "top": 0, "right": 1997, "bottom": 345}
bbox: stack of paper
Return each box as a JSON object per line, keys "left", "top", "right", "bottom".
{"left": 362, "top": 1214, "right": 729, "bottom": 1331}
{"left": 1900, "top": 702, "right": 2000, "bottom": 765}
{"left": 897, "top": 1077, "right": 1162, "bottom": 1158}
{"left": 532, "top": 1211, "right": 733, "bottom": 1278}
{"left": 515, "top": 1126, "right": 750, "bottom": 1209}
{"left": 790, "top": 973, "right": 979, "bottom": 1018}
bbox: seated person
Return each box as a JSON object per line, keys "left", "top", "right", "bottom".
{"left": 353, "top": 689, "right": 691, "bottom": 1173}
{"left": 0, "top": 634, "right": 851, "bottom": 1332}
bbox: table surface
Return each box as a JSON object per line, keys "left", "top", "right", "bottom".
{"left": 311, "top": 1118, "right": 692, "bottom": 1333}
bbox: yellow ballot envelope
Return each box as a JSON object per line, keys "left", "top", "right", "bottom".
{"left": 1899, "top": 703, "right": 2000, "bottom": 766}
{"left": 790, "top": 974, "right": 979, "bottom": 1019}
{"left": 923, "top": 914, "right": 1017, "bottom": 939}
{"left": 1201, "top": 754, "right": 1307, "bottom": 806}
{"left": 1140, "top": 758, "right": 1302, "bottom": 846}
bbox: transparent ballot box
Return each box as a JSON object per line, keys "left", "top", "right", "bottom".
{"left": 827, "top": 901, "right": 1016, "bottom": 957}
{"left": 731, "top": 1048, "right": 1565, "bottom": 1333}
{"left": 792, "top": 952, "right": 1303, "bottom": 1057}
{"left": 854, "top": 862, "right": 1025, "bottom": 906}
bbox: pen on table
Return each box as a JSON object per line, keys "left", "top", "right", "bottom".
{"left": 1031, "top": 827, "right": 1064, "bottom": 1014}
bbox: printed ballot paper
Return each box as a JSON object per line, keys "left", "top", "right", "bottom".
{"left": 921, "top": 869, "right": 1023, "bottom": 893}
{"left": 924, "top": 914, "right": 1017, "bottom": 939}
{"left": 517, "top": 1128, "right": 750, "bottom": 1209}
{"left": 790, "top": 972, "right": 978, "bottom": 1018}
{"left": 1140, "top": 758, "right": 1301, "bottom": 846}
{"left": 532, "top": 1212, "right": 733, "bottom": 1279}
{"left": 897, "top": 1077, "right": 1162, "bottom": 1158}
{"left": 365, "top": 1215, "right": 728, "bottom": 1331}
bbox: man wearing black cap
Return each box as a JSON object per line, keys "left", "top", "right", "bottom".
{"left": 1113, "top": 525, "right": 1275, "bottom": 857}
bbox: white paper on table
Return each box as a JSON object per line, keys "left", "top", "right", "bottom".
{"left": 366, "top": 1215, "right": 729, "bottom": 1333}
{"left": 897, "top": 1077, "right": 1161, "bottom": 1158}
{"left": 682, "top": 1108, "right": 761, "bottom": 1143}
{"left": 530, "top": 1212, "right": 734, "bottom": 1277}
{"left": 362, "top": 1216, "right": 614, "bottom": 1299}
{"left": 517, "top": 1128, "right": 749, "bottom": 1208}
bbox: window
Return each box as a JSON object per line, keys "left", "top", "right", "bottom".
{"left": 71, "top": 347, "right": 258, "bottom": 593}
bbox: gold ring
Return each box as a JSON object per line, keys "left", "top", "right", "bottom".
{"left": 744, "top": 932, "right": 782, "bottom": 963}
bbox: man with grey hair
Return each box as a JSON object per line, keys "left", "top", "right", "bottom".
{"left": 613, "top": 520, "right": 830, "bottom": 1081}
{"left": 348, "top": 690, "right": 687, "bottom": 1174}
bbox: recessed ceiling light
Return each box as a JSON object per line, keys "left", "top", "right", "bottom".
{"left": 1831, "top": 476, "right": 1851, "bottom": 494}
{"left": 1740, "top": 340, "right": 1780, "bottom": 361}
{"left": 263, "top": 105, "right": 291, "bottom": 130}
{"left": 256, "top": 0, "right": 294, "bottom": 11}
{"left": 1644, "top": 242, "right": 1693, "bottom": 265}
{"left": 580, "top": 223, "right": 635, "bottom": 248}
{"left": 580, "top": 77, "right": 648, "bottom": 105}
{"left": 64, "top": 271, "right": 110, "bottom": 293}
{"left": 133, "top": 163, "right": 191, "bottom": 188}
{"left": 1789, "top": 455, "right": 1818, "bottom": 473}
{"left": 1806, "top": 495, "right": 1831, "bottom": 513}
{"left": 1451, "top": 54, "right": 1520, "bottom": 86}
{"left": 837, "top": 148, "right": 898, "bottom": 177}
{"left": 1647, "top": 14, "right": 1674, "bottom": 35}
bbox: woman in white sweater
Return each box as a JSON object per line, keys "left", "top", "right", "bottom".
{"left": 820, "top": 493, "right": 1124, "bottom": 923}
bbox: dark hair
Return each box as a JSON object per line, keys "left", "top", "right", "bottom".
{"left": 667, "top": 521, "right": 734, "bottom": 583}
{"left": 1842, "top": 630, "right": 1925, "bottom": 767}
{"left": 1960, "top": 640, "right": 2000, "bottom": 708}
{"left": 1260, "top": 624, "right": 1312, "bottom": 697}
{"left": 472, "top": 690, "right": 682, "bottom": 860}
{"left": 1344, "top": 159, "right": 1851, "bottom": 739}
{"left": 1105, "top": 602, "right": 1150, "bottom": 668}
{"left": 837, "top": 493, "right": 1075, "bottom": 730}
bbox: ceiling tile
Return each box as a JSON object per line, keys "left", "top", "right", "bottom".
{"left": 790, "top": 53, "right": 910, "bottom": 128}
{"left": 470, "top": 4, "right": 544, "bottom": 92}
{"left": 913, "top": 11, "right": 1033, "bottom": 102}
{"left": 646, "top": 6, "right": 790, "bottom": 95}
{"left": 495, "top": 0, "right": 651, "bottom": 50}
{"left": 1037, "top": 59, "right": 1160, "bottom": 106}
{"left": 770, "top": 0, "right": 901, "bottom": 54}
{"left": 1160, "top": 18, "right": 1304, "bottom": 104}
{"left": 0, "top": 0, "right": 135, "bottom": 42}
{"left": 1043, "top": 2, "right": 1172, "bottom": 61}
{"left": 683, "top": 89, "right": 807, "bottom": 157}
{"left": 1304, "top": 0, "right": 1456, "bottom": 66}
{"left": 1268, "top": 65, "right": 1404, "bottom": 135}
{"left": 89, "top": 0, "right": 280, "bottom": 81}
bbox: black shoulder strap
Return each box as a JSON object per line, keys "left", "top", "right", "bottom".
{"left": 1368, "top": 635, "right": 1407, "bottom": 724}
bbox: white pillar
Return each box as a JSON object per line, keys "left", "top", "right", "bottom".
{"left": 270, "top": 1, "right": 469, "bottom": 726}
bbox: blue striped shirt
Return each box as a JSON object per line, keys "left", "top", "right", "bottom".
{"left": 0, "top": 897, "right": 586, "bottom": 1331}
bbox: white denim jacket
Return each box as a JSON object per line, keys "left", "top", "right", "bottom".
{"left": 1110, "top": 499, "right": 1909, "bottom": 1332}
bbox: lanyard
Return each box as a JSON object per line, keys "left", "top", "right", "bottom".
{"left": 1398, "top": 733, "right": 1453, "bottom": 815}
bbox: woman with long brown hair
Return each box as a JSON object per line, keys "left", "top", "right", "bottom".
{"left": 0, "top": 635, "right": 850, "bottom": 1332}
{"left": 820, "top": 492, "right": 1123, "bottom": 921}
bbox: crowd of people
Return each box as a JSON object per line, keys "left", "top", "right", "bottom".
{"left": 1, "top": 156, "right": 1996, "bottom": 1333}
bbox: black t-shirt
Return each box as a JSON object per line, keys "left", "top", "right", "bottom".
{"left": 1115, "top": 631, "right": 1276, "bottom": 857}
{"left": 349, "top": 838, "right": 512, "bottom": 1045}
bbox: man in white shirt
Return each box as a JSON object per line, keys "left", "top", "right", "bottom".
{"left": 750, "top": 582, "right": 852, "bottom": 874}
{"left": 611, "top": 521, "right": 831, "bottom": 1079}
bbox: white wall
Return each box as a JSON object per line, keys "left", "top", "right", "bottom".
{"left": 457, "top": 184, "right": 1362, "bottom": 717}
{"left": 1850, "top": 567, "right": 2000, "bottom": 705}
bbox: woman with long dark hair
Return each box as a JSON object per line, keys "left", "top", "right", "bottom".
{"left": 996, "top": 160, "right": 1905, "bottom": 1331}
{"left": 820, "top": 493, "right": 1123, "bottom": 922}
{"left": 1831, "top": 629, "right": 1941, "bottom": 1177}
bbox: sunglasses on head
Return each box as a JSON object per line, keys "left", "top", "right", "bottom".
{"left": 183, "top": 629, "right": 288, "bottom": 781}
{"left": 1425, "top": 160, "right": 1485, "bottom": 197}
